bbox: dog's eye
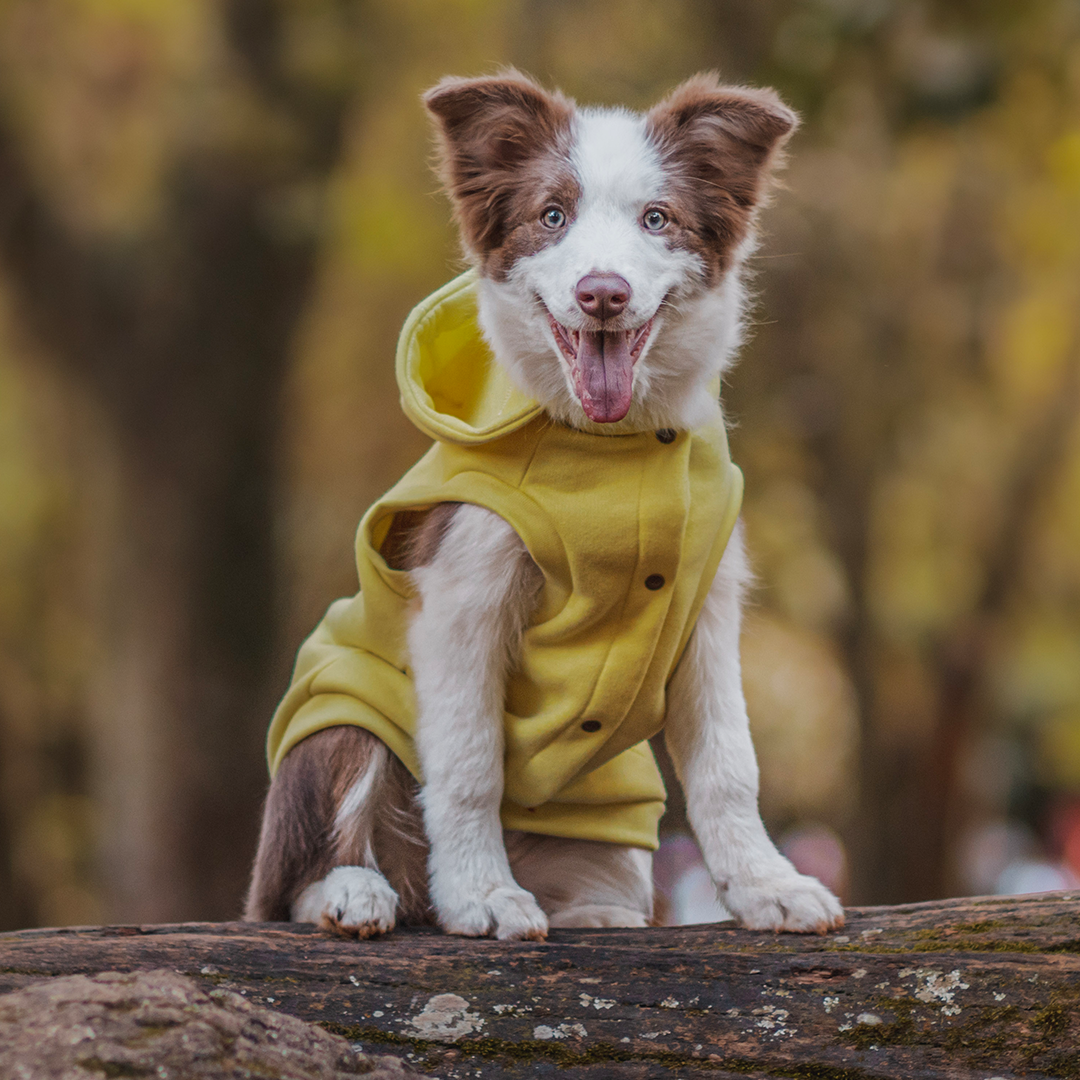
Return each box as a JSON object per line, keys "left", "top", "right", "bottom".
{"left": 541, "top": 207, "right": 566, "bottom": 229}
{"left": 642, "top": 209, "right": 668, "bottom": 231}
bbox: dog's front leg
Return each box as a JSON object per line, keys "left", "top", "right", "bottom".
{"left": 665, "top": 521, "right": 845, "bottom": 933}
{"left": 408, "top": 503, "right": 548, "bottom": 940}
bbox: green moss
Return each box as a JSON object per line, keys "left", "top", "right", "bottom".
{"left": 934, "top": 939, "right": 1042, "bottom": 953}
{"left": 457, "top": 1038, "right": 880, "bottom": 1078}
{"left": 190, "top": 970, "right": 229, "bottom": 985}
{"left": 1035, "top": 1000, "right": 1071, "bottom": 1037}
{"left": 76, "top": 1060, "right": 147, "bottom": 1078}
{"left": 318, "top": 1022, "right": 414, "bottom": 1046}
{"left": 837, "top": 997, "right": 918, "bottom": 1051}
{"left": 1044, "top": 939, "right": 1080, "bottom": 953}
{"left": 835, "top": 997, "right": 1032, "bottom": 1058}
{"left": 827, "top": 937, "right": 1046, "bottom": 954}
{"left": 943, "top": 1005, "right": 1020, "bottom": 1057}
{"left": 1041, "top": 1052, "right": 1080, "bottom": 1080}
{"left": 324, "top": 1022, "right": 881, "bottom": 1078}
{"left": 784, "top": 1068, "right": 879, "bottom": 1080}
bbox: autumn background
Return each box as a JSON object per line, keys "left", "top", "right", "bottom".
{"left": 0, "top": 0, "right": 1078, "bottom": 929}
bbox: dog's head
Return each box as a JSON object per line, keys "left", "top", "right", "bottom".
{"left": 424, "top": 71, "right": 797, "bottom": 431}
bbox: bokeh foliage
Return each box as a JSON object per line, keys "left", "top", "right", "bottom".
{"left": 0, "top": 0, "right": 1079, "bottom": 925}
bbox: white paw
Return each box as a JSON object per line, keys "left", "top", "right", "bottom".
{"left": 439, "top": 884, "right": 549, "bottom": 941}
{"left": 292, "top": 866, "right": 399, "bottom": 938}
{"left": 723, "top": 870, "right": 844, "bottom": 934}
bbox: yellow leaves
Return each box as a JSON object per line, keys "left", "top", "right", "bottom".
{"left": 276, "top": 0, "right": 364, "bottom": 94}
{"left": 9, "top": 793, "right": 101, "bottom": 928}
{"left": 868, "top": 473, "right": 977, "bottom": 640}
{"left": 997, "top": 115, "right": 1080, "bottom": 272}
{"left": 773, "top": 8, "right": 840, "bottom": 76}
{"left": 66, "top": 0, "right": 194, "bottom": 28}
{"left": 1047, "top": 424, "right": 1080, "bottom": 558}
{"left": 334, "top": 171, "right": 451, "bottom": 279}
{"left": 866, "top": 393, "right": 1005, "bottom": 642}
{"left": 880, "top": 133, "right": 957, "bottom": 256}
{"left": 374, "top": 0, "right": 503, "bottom": 27}
{"left": 1047, "top": 129, "right": 1080, "bottom": 195}
{"left": 0, "top": 340, "right": 53, "bottom": 633}
{"left": 0, "top": 0, "right": 206, "bottom": 238}
{"left": 366, "top": 0, "right": 512, "bottom": 77}
{"left": 507, "top": 0, "right": 705, "bottom": 108}
{"left": 1004, "top": 184, "right": 1080, "bottom": 267}
{"left": 993, "top": 287, "right": 1075, "bottom": 414}
{"left": 1038, "top": 710, "right": 1080, "bottom": 788}
{"left": 744, "top": 480, "right": 851, "bottom": 633}
{"left": 742, "top": 611, "right": 859, "bottom": 822}
{"left": 995, "top": 614, "right": 1080, "bottom": 719}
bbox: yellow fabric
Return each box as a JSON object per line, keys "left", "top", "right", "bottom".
{"left": 266, "top": 270, "right": 744, "bottom": 850}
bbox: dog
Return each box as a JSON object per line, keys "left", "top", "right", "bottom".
{"left": 245, "top": 71, "right": 845, "bottom": 940}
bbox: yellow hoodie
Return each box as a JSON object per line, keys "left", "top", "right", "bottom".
{"left": 266, "top": 271, "right": 744, "bottom": 850}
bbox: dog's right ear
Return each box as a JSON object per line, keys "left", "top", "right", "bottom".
{"left": 423, "top": 72, "right": 575, "bottom": 256}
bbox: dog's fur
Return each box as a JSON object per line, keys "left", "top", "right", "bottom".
{"left": 245, "top": 72, "right": 845, "bottom": 939}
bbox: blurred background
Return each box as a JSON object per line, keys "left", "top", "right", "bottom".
{"left": 0, "top": 0, "right": 1078, "bottom": 929}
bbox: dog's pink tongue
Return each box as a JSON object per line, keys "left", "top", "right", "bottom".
{"left": 577, "top": 330, "right": 633, "bottom": 423}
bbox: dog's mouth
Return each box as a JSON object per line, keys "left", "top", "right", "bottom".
{"left": 545, "top": 313, "right": 654, "bottom": 424}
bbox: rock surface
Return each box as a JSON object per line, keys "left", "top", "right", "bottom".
{"left": 2, "top": 895, "right": 1080, "bottom": 1077}
{"left": 0, "top": 969, "right": 414, "bottom": 1079}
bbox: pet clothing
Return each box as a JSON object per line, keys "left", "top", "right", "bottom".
{"left": 266, "top": 271, "right": 743, "bottom": 849}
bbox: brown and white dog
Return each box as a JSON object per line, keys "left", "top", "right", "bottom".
{"left": 245, "top": 72, "right": 845, "bottom": 940}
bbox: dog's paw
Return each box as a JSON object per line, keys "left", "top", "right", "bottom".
{"left": 439, "top": 884, "right": 549, "bottom": 941}
{"left": 724, "top": 871, "right": 844, "bottom": 934}
{"left": 292, "top": 866, "right": 399, "bottom": 939}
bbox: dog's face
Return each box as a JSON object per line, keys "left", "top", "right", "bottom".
{"left": 425, "top": 72, "right": 797, "bottom": 430}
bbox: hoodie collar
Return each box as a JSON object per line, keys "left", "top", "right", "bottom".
{"left": 396, "top": 270, "right": 543, "bottom": 445}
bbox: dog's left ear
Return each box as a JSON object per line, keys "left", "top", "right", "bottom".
{"left": 646, "top": 74, "right": 799, "bottom": 263}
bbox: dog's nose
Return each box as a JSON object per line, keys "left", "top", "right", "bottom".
{"left": 575, "top": 273, "right": 631, "bottom": 321}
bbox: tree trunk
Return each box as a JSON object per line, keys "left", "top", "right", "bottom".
{"left": 2, "top": 893, "right": 1079, "bottom": 1078}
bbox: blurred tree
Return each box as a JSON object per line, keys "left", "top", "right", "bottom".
{"left": 1, "top": 0, "right": 1080, "bottom": 927}
{"left": 729, "top": 0, "right": 1080, "bottom": 901}
{"left": 0, "top": 0, "right": 367, "bottom": 920}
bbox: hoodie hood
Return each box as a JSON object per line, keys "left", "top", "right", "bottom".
{"left": 396, "top": 270, "right": 543, "bottom": 444}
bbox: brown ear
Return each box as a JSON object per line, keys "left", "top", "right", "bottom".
{"left": 423, "top": 71, "right": 575, "bottom": 255}
{"left": 646, "top": 74, "right": 799, "bottom": 270}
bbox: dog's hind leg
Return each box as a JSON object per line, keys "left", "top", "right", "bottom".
{"left": 507, "top": 831, "right": 654, "bottom": 928}
{"left": 245, "top": 726, "right": 429, "bottom": 936}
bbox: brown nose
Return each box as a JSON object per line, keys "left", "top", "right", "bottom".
{"left": 575, "top": 273, "right": 631, "bottom": 321}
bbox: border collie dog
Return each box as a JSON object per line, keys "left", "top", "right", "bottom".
{"left": 246, "top": 72, "right": 845, "bottom": 940}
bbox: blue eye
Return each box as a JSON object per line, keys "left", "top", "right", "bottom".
{"left": 643, "top": 209, "right": 668, "bottom": 231}
{"left": 542, "top": 207, "right": 566, "bottom": 229}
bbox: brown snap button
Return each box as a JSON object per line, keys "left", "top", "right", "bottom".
{"left": 645, "top": 574, "right": 665, "bottom": 590}
{"left": 655, "top": 428, "right": 676, "bottom": 444}
{"left": 581, "top": 719, "right": 602, "bottom": 732}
